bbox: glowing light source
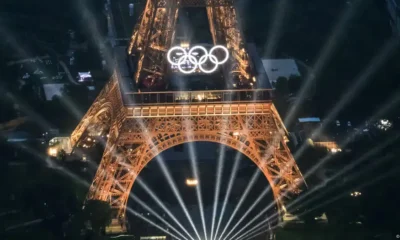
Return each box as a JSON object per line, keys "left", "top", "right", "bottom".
{"left": 167, "top": 45, "right": 229, "bottom": 74}
{"left": 376, "top": 119, "right": 392, "bottom": 131}
{"left": 350, "top": 191, "right": 362, "bottom": 197}
{"left": 78, "top": 71, "right": 92, "bottom": 82}
{"left": 330, "top": 148, "right": 342, "bottom": 153}
{"left": 186, "top": 178, "right": 198, "bottom": 186}
{"left": 180, "top": 42, "right": 190, "bottom": 48}
{"left": 48, "top": 148, "right": 57, "bottom": 156}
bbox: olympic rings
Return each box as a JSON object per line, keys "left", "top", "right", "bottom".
{"left": 167, "top": 45, "right": 230, "bottom": 74}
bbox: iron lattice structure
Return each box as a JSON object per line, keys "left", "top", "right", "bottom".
{"left": 70, "top": 0, "right": 305, "bottom": 233}
{"left": 128, "top": 0, "right": 252, "bottom": 88}
{"left": 70, "top": 80, "right": 305, "bottom": 232}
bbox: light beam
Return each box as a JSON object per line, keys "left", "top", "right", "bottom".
{"left": 218, "top": 171, "right": 261, "bottom": 240}
{"left": 213, "top": 152, "right": 242, "bottom": 240}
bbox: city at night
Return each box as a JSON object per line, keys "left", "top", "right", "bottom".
{"left": 1, "top": 0, "right": 399, "bottom": 239}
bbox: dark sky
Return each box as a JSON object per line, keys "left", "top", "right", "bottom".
{"left": 240, "top": 0, "right": 399, "bottom": 121}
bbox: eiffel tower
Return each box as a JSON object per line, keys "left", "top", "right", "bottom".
{"left": 69, "top": 0, "right": 305, "bottom": 233}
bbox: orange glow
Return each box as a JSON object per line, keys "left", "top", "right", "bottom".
{"left": 48, "top": 148, "right": 57, "bottom": 157}
{"left": 186, "top": 179, "right": 198, "bottom": 186}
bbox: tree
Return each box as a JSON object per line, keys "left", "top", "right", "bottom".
{"left": 295, "top": 146, "right": 329, "bottom": 185}
{"left": 65, "top": 212, "right": 86, "bottom": 240}
{"left": 0, "top": 96, "right": 17, "bottom": 122}
{"left": 57, "top": 149, "right": 67, "bottom": 162}
{"left": 288, "top": 74, "right": 303, "bottom": 94}
{"left": 83, "top": 200, "right": 112, "bottom": 236}
{"left": 22, "top": 169, "right": 84, "bottom": 238}
{"left": 11, "top": 157, "right": 91, "bottom": 239}
{"left": 275, "top": 77, "right": 289, "bottom": 96}
{"left": 61, "top": 84, "right": 90, "bottom": 106}
{"left": 272, "top": 77, "right": 290, "bottom": 119}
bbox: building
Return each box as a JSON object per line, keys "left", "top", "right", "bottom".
{"left": 260, "top": 59, "right": 301, "bottom": 88}
{"left": 312, "top": 141, "right": 341, "bottom": 153}
{"left": 386, "top": 0, "right": 400, "bottom": 35}
{"left": 42, "top": 83, "right": 65, "bottom": 101}
{"left": 291, "top": 117, "right": 322, "bottom": 146}
{"left": 77, "top": 72, "right": 93, "bottom": 82}
{"left": 247, "top": 44, "right": 271, "bottom": 89}
{"left": 290, "top": 117, "right": 362, "bottom": 152}
{"left": 47, "top": 137, "right": 72, "bottom": 157}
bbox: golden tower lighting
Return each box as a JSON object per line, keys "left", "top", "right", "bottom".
{"left": 68, "top": 0, "right": 306, "bottom": 233}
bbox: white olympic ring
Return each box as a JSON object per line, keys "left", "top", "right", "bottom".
{"left": 167, "top": 45, "right": 229, "bottom": 74}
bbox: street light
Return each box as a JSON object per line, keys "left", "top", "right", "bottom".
{"left": 186, "top": 178, "right": 198, "bottom": 186}
{"left": 330, "top": 148, "right": 342, "bottom": 153}
{"left": 350, "top": 191, "right": 362, "bottom": 197}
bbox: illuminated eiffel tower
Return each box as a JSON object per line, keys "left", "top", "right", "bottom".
{"left": 69, "top": 0, "right": 305, "bottom": 233}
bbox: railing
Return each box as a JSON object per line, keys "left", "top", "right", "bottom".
{"left": 179, "top": 0, "right": 234, "bottom": 7}
{"left": 123, "top": 89, "right": 274, "bottom": 106}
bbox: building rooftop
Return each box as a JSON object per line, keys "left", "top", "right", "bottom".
{"left": 42, "top": 83, "right": 65, "bottom": 101}
{"left": 298, "top": 117, "right": 321, "bottom": 123}
{"left": 261, "top": 59, "right": 301, "bottom": 86}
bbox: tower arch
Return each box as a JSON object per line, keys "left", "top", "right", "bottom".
{"left": 85, "top": 107, "right": 305, "bottom": 232}
{"left": 127, "top": 141, "right": 277, "bottom": 239}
